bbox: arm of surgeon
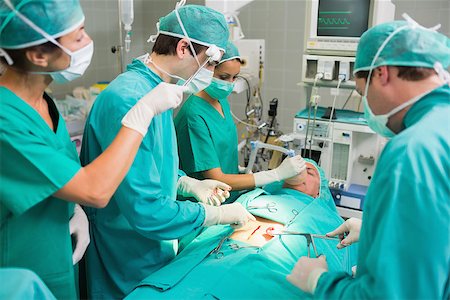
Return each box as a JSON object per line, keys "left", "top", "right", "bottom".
{"left": 55, "top": 127, "right": 143, "bottom": 208}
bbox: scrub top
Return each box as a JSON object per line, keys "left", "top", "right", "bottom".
{"left": 0, "top": 87, "right": 81, "bottom": 299}
{"left": 80, "top": 58, "right": 206, "bottom": 299}
{"left": 175, "top": 95, "right": 240, "bottom": 200}
{"left": 315, "top": 85, "right": 450, "bottom": 299}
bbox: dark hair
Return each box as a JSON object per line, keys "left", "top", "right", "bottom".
{"left": 151, "top": 34, "right": 207, "bottom": 56}
{"left": 0, "top": 41, "right": 61, "bottom": 71}
{"left": 355, "top": 66, "right": 435, "bottom": 82}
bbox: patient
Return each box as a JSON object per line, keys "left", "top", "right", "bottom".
{"left": 126, "top": 160, "right": 355, "bottom": 299}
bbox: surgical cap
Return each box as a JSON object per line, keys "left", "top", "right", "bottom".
{"left": 0, "top": 0, "right": 85, "bottom": 49}
{"left": 220, "top": 41, "right": 241, "bottom": 64}
{"left": 156, "top": 4, "right": 229, "bottom": 51}
{"left": 354, "top": 20, "right": 450, "bottom": 74}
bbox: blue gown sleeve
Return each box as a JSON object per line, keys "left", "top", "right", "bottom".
{"left": 0, "top": 124, "right": 80, "bottom": 217}
{"left": 315, "top": 157, "right": 450, "bottom": 298}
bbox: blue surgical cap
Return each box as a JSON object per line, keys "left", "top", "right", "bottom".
{"left": 0, "top": 0, "right": 85, "bottom": 49}
{"left": 156, "top": 4, "right": 229, "bottom": 51}
{"left": 354, "top": 20, "right": 450, "bottom": 74}
{"left": 220, "top": 41, "right": 241, "bottom": 64}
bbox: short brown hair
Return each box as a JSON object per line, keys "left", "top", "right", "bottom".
{"left": 151, "top": 34, "right": 207, "bottom": 56}
{"left": 355, "top": 66, "right": 435, "bottom": 82}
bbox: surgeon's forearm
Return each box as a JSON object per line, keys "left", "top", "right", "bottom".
{"left": 55, "top": 127, "right": 142, "bottom": 207}
{"left": 202, "top": 168, "right": 256, "bottom": 191}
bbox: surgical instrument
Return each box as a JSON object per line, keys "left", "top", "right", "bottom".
{"left": 247, "top": 202, "right": 278, "bottom": 213}
{"left": 266, "top": 228, "right": 340, "bottom": 258}
{"left": 229, "top": 243, "right": 262, "bottom": 253}
{"left": 209, "top": 235, "right": 230, "bottom": 259}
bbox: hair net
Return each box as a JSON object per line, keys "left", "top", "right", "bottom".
{"left": 0, "top": 0, "right": 84, "bottom": 49}
{"left": 220, "top": 40, "right": 241, "bottom": 64}
{"left": 148, "top": 1, "right": 229, "bottom": 52}
{"left": 354, "top": 19, "right": 450, "bottom": 74}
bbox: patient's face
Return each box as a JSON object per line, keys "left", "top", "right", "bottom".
{"left": 283, "top": 162, "right": 320, "bottom": 198}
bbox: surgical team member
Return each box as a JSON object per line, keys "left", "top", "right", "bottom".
{"left": 0, "top": 0, "right": 185, "bottom": 299}
{"left": 287, "top": 17, "right": 450, "bottom": 298}
{"left": 80, "top": 3, "right": 254, "bottom": 299}
{"left": 175, "top": 41, "right": 306, "bottom": 201}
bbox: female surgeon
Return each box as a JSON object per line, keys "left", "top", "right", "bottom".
{"left": 175, "top": 41, "right": 306, "bottom": 201}
{"left": 0, "top": 0, "right": 185, "bottom": 298}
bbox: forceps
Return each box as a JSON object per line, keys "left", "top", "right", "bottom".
{"left": 247, "top": 202, "right": 278, "bottom": 213}
{"left": 266, "top": 228, "right": 340, "bottom": 258}
{"left": 209, "top": 235, "right": 229, "bottom": 259}
{"left": 229, "top": 243, "right": 261, "bottom": 253}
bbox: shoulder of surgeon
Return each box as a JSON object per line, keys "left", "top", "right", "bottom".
{"left": 177, "top": 95, "right": 206, "bottom": 122}
{"left": 379, "top": 101, "right": 449, "bottom": 186}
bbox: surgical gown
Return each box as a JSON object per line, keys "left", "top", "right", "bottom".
{"left": 80, "top": 58, "right": 206, "bottom": 299}
{"left": 315, "top": 85, "right": 450, "bottom": 299}
{"left": 175, "top": 94, "right": 239, "bottom": 200}
{"left": 0, "top": 87, "right": 80, "bottom": 299}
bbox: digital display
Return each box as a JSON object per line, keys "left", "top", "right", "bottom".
{"left": 317, "top": 0, "right": 370, "bottom": 37}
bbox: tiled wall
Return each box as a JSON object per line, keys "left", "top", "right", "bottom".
{"left": 50, "top": 0, "right": 449, "bottom": 136}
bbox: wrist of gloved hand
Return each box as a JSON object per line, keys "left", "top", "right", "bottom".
{"left": 253, "top": 169, "right": 279, "bottom": 187}
{"left": 307, "top": 268, "right": 327, "bottom": 294}
{"left": 201, "top": 203, "right": 255, "bottom": 227}
{"left": 121, "top": 101, "right": 155, "bottom": 137}
{"left": 177, "top": 176, "right": 198, "bottom": 197}
{"left": 177, "top": 176, "right": 231, "bottom": 206}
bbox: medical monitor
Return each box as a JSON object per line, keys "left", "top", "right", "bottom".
{"left": 305, "top": 0, "right": 395, "bottom": 55}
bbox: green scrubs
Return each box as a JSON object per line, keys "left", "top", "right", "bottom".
{"left": 175, "top": 95, "right": 239, "bottom": 200}
{"left": 315, "top": 85, "right": 450, "bottom": 298}
{"left": 80, "top": 58, "right": 206, "bottom": 299}
{"left": 0, "top": 87, "right": 81, "bottom": 299}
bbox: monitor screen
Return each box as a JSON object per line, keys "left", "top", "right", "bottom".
{"left": 317, "top": 0, "right": 370, "bottom": 37}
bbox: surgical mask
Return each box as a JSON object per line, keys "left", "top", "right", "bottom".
{"left": 361, "top": 14, "right": 448, "bottom": 138}
{"left": 204, "top": 77, "right": 235, "bottom": 99}
{"left": 362, "top": 91, "right": 431, "bottom": 138}
{"left": 0, "top": 0, "right": 93, "bottom": 83}
{"left": 145, "top": 54, "right": 213, "bottom": 95}
{"left": 178, "top": 68, "right": 214, "bottom": 94}
{"left": 46, "top": 41, "right": 93, "bottom": 83}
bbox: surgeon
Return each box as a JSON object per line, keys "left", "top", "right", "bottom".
{"left": 287, "top": 16, "right": 450, "bottom": 298}
{"left": 0, "top": 0, "right": 185, "bottom": 299}
{"left": 80, "top": 2, "right": 255, "bottom": 299}
{"left": 175, "top": 40, "right": 306, "bottom": 202}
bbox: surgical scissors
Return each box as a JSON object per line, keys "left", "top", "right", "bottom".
{"left": 209, "top": 235, "right": 229, "bottom": 259}
{"left": 266, "top": 228, "right": 340, "bottom": 258}
{"left": 247, "top": 202, "right": 278, "bottom": 213}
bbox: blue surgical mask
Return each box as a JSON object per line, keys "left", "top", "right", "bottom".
{"left": 204, "top": 77, "right": 235, "bottom": 99}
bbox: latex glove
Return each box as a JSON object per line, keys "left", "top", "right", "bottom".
{"left": 177, "top": 176, "right": 231, "bottom": 206}
{"left": 253, "top": 155, "right": 306, "bottom": 187}
{"left": 238, "top": 165, "right": 247, "bottom": 174}
{"left": 327, "top": 217, "right": 362, "bottom": 249}
{"left": 287, "top": 256, "right": 328, "bottom": 294}
{"left": 122, "top": 82, "right": 188, "bottom": 136}
{"left": 69, "top": 204, "right": 90, "bottom": 265}
{"left": 202, "top": 202, "right": 256, "bottom": 228}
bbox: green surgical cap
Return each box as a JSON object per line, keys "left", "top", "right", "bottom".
{"left": 157, "top": 4, "right": 229, "bottom": 51}
{"left": 0, "top": 0, "right": 84, "bottom": 49}
{"left": 220, "top": 40, "right": 241, "bottom": 64}
{"left": 354, "top": 20, "right": 450, "bottom": 74}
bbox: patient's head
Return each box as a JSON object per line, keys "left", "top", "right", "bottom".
{"left": 283, "top": 162, "right": 320, "bottom": 198}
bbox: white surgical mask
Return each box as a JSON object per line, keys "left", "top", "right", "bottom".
{"left": 0, "top": 0, "right": 93, "bottom": 83}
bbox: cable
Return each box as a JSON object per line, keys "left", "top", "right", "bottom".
{"left": 341, "top": 89, "right": 356, "bottom": 110}
{"left": 304, "top": 73, "right": 323, "bottom": 157}
{"left": 326, "top": 75, "right": 345, "bottom": 140}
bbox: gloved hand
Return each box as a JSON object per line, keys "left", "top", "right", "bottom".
{"left": 202, "top": 202, "right": 256, "bottom": 228}
{"left": 287, "top": 255, "right": 328, "bottom": 294}
{"left": 326, "top": 217, "right": 362, "bottom": 249}
{"left": 253, "top": 155, "right": 306, "bottom": 187}
{"left": 177, "top": 176, "right": 231, "bottom": 206}
{"left": 238, "top": 165, "right": 247, "bottom": 174}
{"left": 69, "top": 204, "right": 90, "bottom": 265}
{"left": 122, "top": 82, "right": 188, "bottom": 136}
